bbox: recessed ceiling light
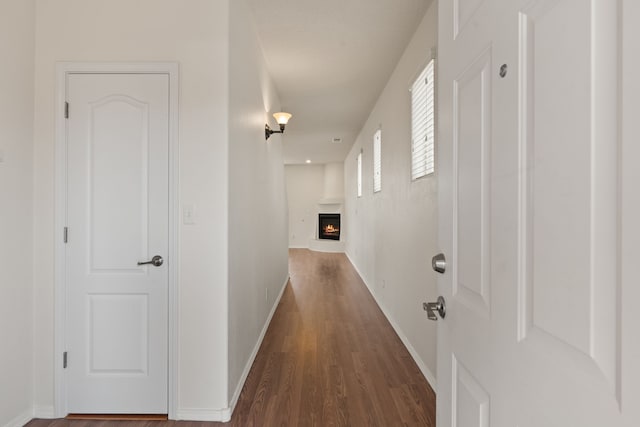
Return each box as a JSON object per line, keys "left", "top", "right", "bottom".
{"left": 306, "top": 160, "right": 311, "bottom": 164}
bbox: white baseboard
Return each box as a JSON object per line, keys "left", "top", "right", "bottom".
{"left": 228, "top": 276, "right": 289, "bottom": 415}
{"left": 344, "top": 252, "right": 438, "bottom": 392}
{"left": 374, "top": 296, "right": 438, "bottom": 389}
{"left": 2, "top": 409, "right": 33, "bottom": 427}
{"left": 344, "top": 252, "right": 372, "bottom": 291}
{"left": 32, "top": 405, "right": 55, "bottom": 419}
{"left": 308, "top": 238, "right": 345, "bottom": 253}
{"left": 174, "top": 408, "right": 230, "bottom": 422}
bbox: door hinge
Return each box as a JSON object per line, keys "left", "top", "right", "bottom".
{"left": 63, "top": 227, "right": 68, "bottom": 243}
{"left": 64, "top": 102, "right": 69, "bottom": 119}
{"left": 63, "top": 351, "right": 68, "bottom": 369}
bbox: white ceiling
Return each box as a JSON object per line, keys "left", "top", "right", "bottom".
{"left": 246, "top": 0, "right": 433, "bottom": 165}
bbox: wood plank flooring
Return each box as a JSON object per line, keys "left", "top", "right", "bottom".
{"left": 26, "top": 249, "right": 436, "bottom": 427}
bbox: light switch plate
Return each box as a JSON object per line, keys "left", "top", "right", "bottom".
{"left": 183, "top": 204, "right": 196, "bottom": 225}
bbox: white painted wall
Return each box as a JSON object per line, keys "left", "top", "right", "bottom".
{"left": 285, "top": 165, "right": 325, "bottom": 248}
{"left": 227, "top": 0, "right": 290, "bottom": 413}
{"left": 32, "top": 0, "right": 230, "bottom": 417}
{"left": 343, "top": 2, "right": 438, "bottom": 388}
{"left": 0, "top": 1, "right": 35, "bottom": 426}
{"left": 322, "top": 162, "right": 345, "bottom": 200}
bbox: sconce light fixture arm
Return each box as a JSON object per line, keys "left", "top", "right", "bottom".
{"left": 265, "top": 111, "right": 292, "bottom": 140}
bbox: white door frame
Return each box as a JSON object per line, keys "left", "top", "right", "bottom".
{"left": 53, "top": 62, "right": 179, "bottom": 418}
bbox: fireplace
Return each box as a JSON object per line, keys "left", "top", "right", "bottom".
{"left": 318, "top": 213, "right": 341, "bottom": 240}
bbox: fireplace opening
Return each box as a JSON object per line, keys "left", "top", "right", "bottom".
{"left": 318, "top": 213, "right": 341, "bottom": 241}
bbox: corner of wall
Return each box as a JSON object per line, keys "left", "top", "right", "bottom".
{"left": 226, "top": 0, "right": 290, "bottom": 412}
{"left": 33, "top": 0, "right": 233, "bottom": 415}
{"left": 174, "top": 407, "right": 231, "bottom": 423}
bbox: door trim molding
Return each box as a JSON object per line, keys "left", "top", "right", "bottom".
{"left": 54, "top": 62, "right": 180, "bottom": 418}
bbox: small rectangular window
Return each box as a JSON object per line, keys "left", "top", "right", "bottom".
{"left": 373, "top": 129, "right": 382, "bottom": 193}
{"left": 411, "top": 58, "right": 435, "bottom": 180}
{"left": 357, "top": 151, "right": 363, "bottom": 197}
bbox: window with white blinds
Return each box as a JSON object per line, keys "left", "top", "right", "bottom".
{"left": 411, "top": 58, "right": 435, "bottom": 180}
{"left": 357, "top": 151, "right": 363, "bottom": 197}
{"left": 373, "top": 129, "right": 382, "bottom": 193}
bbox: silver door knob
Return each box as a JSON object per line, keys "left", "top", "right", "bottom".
{"left": 137, "top": 255, "right": 164, "bottom": 267}
{"left": 432, "top": 253, "right": 446, "bottom": 274}
{"left": 423, "top": 296, "right": 446, "bottom": 321}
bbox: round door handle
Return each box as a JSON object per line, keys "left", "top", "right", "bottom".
{"left": 137, "top": 255, "right": 164, "bottom": 267}
{"left": 432, "top": 253, "right": 446, "bottom": 274}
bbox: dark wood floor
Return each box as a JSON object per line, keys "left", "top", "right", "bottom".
{"left": 27, "top": 249, "right": 436, "bottom": 427}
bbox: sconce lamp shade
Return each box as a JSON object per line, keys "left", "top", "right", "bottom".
{"left": 273, "top": 112, "right": 292, "bottom": 125}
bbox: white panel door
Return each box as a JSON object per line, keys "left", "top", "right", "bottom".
{"left": 437, "top": 0, "right": 640, "bottom": 426}
{"left": 66, "top": 73, "right": 169, "bottom": 413}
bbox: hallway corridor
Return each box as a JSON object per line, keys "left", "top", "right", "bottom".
{"left": 27, "top": 249, "right": 436, "bottom": 426}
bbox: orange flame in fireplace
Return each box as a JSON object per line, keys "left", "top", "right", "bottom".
{"left": 324, "top": 225, "right": 339, "bottom": 234}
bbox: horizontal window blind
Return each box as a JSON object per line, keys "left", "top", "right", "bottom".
{"left": 373, "top": 129, "right": 382, "bottom": 193}
{"left": 411, "top": 58, "right": 435, "bottom": 180}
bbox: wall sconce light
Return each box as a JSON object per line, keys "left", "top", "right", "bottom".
{"left": 265, "top": 112, "right": 292, "bottom": 140}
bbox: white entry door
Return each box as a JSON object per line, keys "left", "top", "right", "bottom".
{"left": 436, "top": 0, "right": 640, "bottom": 426}
{"left": 66, "top": 73, "right": 169, "bottom": 413}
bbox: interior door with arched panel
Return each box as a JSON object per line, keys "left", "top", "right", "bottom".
{"left": 437, "top": 0, "right": 640, "bottom": 425}
{"left": 66, "top": 73, "right": 169, "bottom": 413}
